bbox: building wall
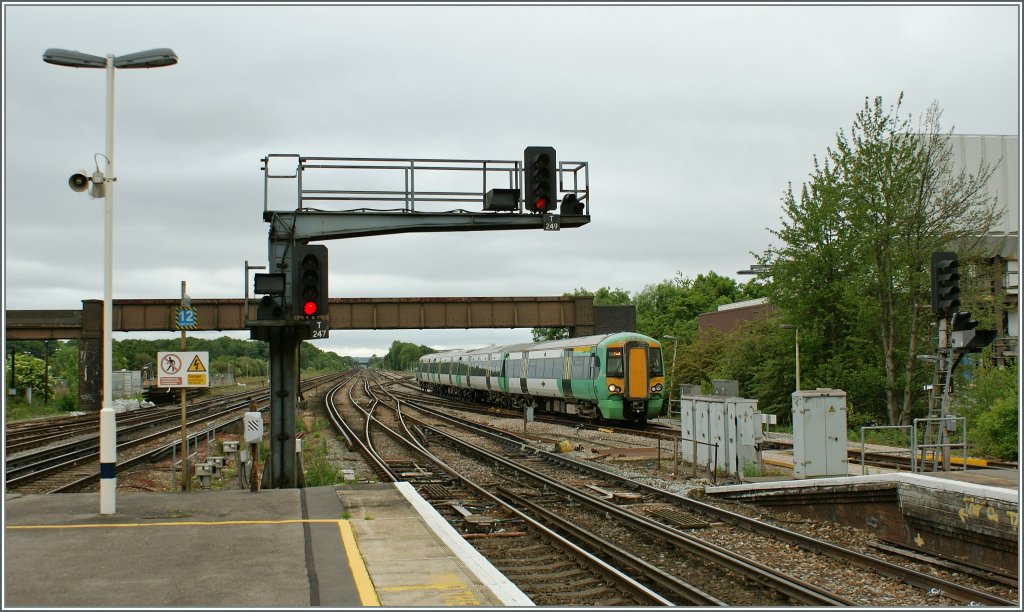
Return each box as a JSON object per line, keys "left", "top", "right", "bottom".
{"left": 697, "top": 298, "right": 775, "bottom": 335}
{"left": 948, "top": 134, "right": 1019, "bottom": 237}
{"left": 949, "top": 135, "right": 1019, "bottom": 360}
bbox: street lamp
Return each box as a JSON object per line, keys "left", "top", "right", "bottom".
{"left": 663, "top": 335, "right": 679, "bottom": 408}
{"left": 780, "top": 324, "right": 800, "bottom": 392}
{"left": 44, "top": 47, "right": 178, "bottom": 515}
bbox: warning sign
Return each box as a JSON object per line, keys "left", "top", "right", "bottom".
{"left": 156, "top": 351, "right": 210, "bottom": 388}
{"left": 188, "top": 355, "right": 207, "bottom": 373}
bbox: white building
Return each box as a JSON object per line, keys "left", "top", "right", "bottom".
{"left": 948, "top": 134, "right": 1019, "bottom": 362}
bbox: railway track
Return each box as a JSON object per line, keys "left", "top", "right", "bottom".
{"left": 354, "top": 370, "right": 1019, "bottom": 607}
{"left": 328, "top": 372, "right": 870, "bottom": 606}
{"left": 4, "top": 373, "right": 344, "bottom": 494}
{"left": 325, "top": 372, "right": 693, "bottom": 606}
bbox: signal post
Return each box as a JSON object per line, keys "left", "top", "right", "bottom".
{"left": 926, "top": 251, "right": 996, "bottom": 471}
{"left": 248, "top": 148, "right": 591, "bottom": 488}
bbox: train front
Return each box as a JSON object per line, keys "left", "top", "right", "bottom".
{"left": 597, "top": 335, "right": 665, "bottom": 424}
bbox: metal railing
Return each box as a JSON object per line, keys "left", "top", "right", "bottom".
{"left": 913, "top": 416, "right": 968, "bottom": 472}
{"left": 859, "top": 425, "right": 913, "bottom": 475}
{"left": 859, "top": 418, "right": 968, "bottom": 473}
{"left": 261, "top": 153, "right": 590, "bottom": 214}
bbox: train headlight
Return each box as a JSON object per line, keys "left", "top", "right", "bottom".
{"left": 608, "top": 384, "right": 621, "bottom": 393}
{"left": 652, "top": 383, "right": 663, "bottom": 393}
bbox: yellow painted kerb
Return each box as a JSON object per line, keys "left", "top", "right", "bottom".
{"left": 338, "top": 519, "right": 380, "bottom": 606}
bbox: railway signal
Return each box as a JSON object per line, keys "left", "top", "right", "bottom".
{"left": 524, "top": 146, "right": 557, "bottom": 213}
{"left": 560, "top": 193, "right": 585, "bottom": 215}
{"left": 930, "top": 251, "right": 960, "bottom": 316}
{"left": 950, "top": 311, "right": 996, "bottom": 353}
{"left": 291, "top": 244, "right": 328, "bottom": 319}
{"left": 256, "top": 296, "right": 283, "bottom": 320}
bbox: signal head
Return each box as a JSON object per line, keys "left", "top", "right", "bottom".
{"left": 291, "top": 244, "right": 328, "bottom": 320}
{"left": 524, "top": 146, "right": 557, "bottom": 213}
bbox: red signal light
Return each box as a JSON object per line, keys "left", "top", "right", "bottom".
{"left": 535, "top": 197, "right": 549, "bottom": 210}
{"left": 303, "top": 301, "right": 318, "bottom": 316}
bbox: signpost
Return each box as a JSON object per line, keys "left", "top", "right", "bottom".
{"left": 156, "top": 351, "right": 210, "bottom": 388}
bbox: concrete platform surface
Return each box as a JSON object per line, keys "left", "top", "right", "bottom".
{"left": 3, "top": 482, "right": 531, "bottom": 608}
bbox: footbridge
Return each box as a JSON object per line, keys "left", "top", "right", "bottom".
{"left": 5, "top": 296, "right": 637, "bottom": 409}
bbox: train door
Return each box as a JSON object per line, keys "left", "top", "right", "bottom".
{"left": 623, "top": 341, "right": 650, "bottom": 400}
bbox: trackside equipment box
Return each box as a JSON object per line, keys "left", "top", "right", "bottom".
{"left": 791, "top": 388, "right": 848, "bottom": 478}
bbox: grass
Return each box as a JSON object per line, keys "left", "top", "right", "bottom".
{"left": 4, "top": 397, "right": 72, "bottom": 422}
{"left": 303, "top": 437, "right": 347, "bottom": 487}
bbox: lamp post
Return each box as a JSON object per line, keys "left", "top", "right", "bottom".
{"left": 780, "top": 324, "right": 800, "bottom": 392}
{"left": 663, "top": 335, "right": 679, "bottom": 409}
{"left": 44, "top": 47, "right": 178, "bottom": 515}
{"left": 43, "top": 341, "right": 52, "bottom": 406}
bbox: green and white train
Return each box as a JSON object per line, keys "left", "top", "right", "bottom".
{"left": 415, "top": 332, "right": 665, "bottom": 424}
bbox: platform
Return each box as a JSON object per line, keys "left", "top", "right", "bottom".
{"left": 3, "top": 482, "right": 532, "bottom": 608}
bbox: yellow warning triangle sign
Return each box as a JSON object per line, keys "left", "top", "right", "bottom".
{"left": 187, "top": 355, "right": 207, "bottom": 373}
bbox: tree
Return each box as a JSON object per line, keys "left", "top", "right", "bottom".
{"left": 953, "top": 359, "right": 1018, "bottom": 460}
{"left": 5, "top": 352, "right": 53, "bottom": 400}
{"left": 381, "top": 340, "right": 436, "bottom": 371}
{"left": 532, "top": 287, "right": 631, "bottom": 341}
{"left": 634, "top": 271, "right": 760, "bottom": 342}
{"left": 759, "top": 93, "right": 1001, "bottom": 424}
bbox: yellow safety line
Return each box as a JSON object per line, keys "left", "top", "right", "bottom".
{"left": 5, "top": 518, "right": 342, "bottom": 529}
{"left": 338, "top": 519, "right": 380, "bottom": 606}
{"left": 8, "top": 518, "right": 383, "bottom": 606}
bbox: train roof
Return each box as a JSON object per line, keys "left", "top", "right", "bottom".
{"left": 418, "top": 332, "right": 659, "bottom": 361}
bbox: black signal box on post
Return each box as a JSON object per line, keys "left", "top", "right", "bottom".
{"left": 524, "top": 146, "right": 557, "bottom": 214}
{"left": 950, "top": 311, "right": 997, "bottom": 353}
{"left": 930, "top": 251, "right": 960, "bottom": 316}
{"left": 291, "top": 244, "right": 328, "bottom": 320}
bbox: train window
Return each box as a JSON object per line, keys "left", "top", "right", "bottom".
{"left": 572, "top": 355, "right": 592, "bottom": 379}
{"left": 527, "top": 359, "right": 538, "bottom": 378}
{"left": 649, "top": 348, "right": 664, "bottom": 376}
{"left": 606, "top": 349, "right": 624, "bottom": 378}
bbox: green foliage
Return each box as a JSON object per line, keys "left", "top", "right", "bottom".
{"left": 758, "top": 93, "right": 1001, "bottom": 425}
{"left": 113, "top": 336, "right": 348, "bottom": 377}
{"left": 5, "top": 352, "right": 54, "bottom": 401}
{"left": 953, "top": 360, "right": 1019, "bottom": 460}
{"left": 380, "top": 340, "right": 436, "bottom": 371}
{"left": 4, "top": 397, "right": 69, "bottom": 421}
{"left": 635, "top": 271, "right": 759, "bottom": 343}
{"left": 303, "top": 438, "right": 347, "bottom": 487}
{"left": 532, "top": 287, "right": 631, "bottom": 341}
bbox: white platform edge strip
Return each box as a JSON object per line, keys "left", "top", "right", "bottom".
{"left": 395, "top": 481, "right": 535, "bottom": 606}
{"left": 706, "top": 472, "right": 1019, "bottom": 503}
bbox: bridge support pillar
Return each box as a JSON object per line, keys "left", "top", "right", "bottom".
{"left": 78, "top": 300, "right": 104, "bottom": 411}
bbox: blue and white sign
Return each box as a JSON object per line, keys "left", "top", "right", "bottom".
{"left": 176, "top": 307, "right": 197, "bottom": 330}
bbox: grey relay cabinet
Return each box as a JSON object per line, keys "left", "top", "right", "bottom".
{"left": 791, "top": 389, "right": 848, "bottom": 478}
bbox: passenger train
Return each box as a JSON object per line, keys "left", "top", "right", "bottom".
{"left": 415, "top": 332, "right": 665, "bottom": 424}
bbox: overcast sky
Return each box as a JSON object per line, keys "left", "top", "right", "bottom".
{"left": 2, "top": 2, "right": 1020, "bottom": 358}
